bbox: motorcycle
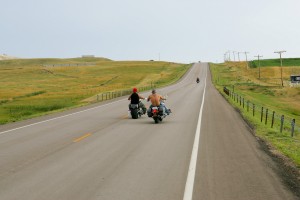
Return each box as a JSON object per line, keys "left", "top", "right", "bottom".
{"left": 128, "top": 100, "right": 145, "bottom": 119}
{"left": 196, "top": 78, "right": 200, "bottom": 83}
{"left": 148, "top": 101, "right": 170, "bottom": 124}
{"left": 149, "top": 106, "right": 164, "bottom": 123}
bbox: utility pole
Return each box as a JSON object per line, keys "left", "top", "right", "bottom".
{"left": 238, "top": 52, "right": 241, "bottom": 61}
{"left": 274, "top": 50, "right": 286, "bottom": 87}
{"left": 244, "top": 52, "right": 249, "bottom": 69}
{"left": 226, "top": 51, "right": 230, "bottom": 61}
{"left": 254, "top": 55, "right": 263, "bottom": 79}
{"left": 224, "top": 53, "right": 227, "bottom": 62}
{"left": 227, "top": 51, "right": 231, "bottom": 61}
{"left": 233, "top": 51, "right": 236, "bottom": 61}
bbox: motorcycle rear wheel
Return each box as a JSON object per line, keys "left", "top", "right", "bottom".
{"left": 131, "top": 109, "right": 138, "bottom": 119}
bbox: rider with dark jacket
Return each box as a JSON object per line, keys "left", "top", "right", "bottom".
{"left": 128, "top": 88, "right": 146, "bottom": 114}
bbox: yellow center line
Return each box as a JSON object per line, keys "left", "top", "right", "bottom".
{"left": 73, "top": 133, "right": 92, "bottom": 143}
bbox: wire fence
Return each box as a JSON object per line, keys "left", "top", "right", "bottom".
{"left": 94, "top": 85, "right": 156, "bottom": 102}
{"left": 42, "top": 63, "right": 96, "bottom": 67}
{"left": 223, "top": 87, "right": 299, "bottom": 137}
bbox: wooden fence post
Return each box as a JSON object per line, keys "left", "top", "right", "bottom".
{"left": 280, "top": 115, "right": 284, "bottom": 133}
{"left": 265, "top": 108, "right": 268, "bottom": 125}
{"left": 261, "top": 107, "right": 264, "bottom": 122}
{"left": 291, "top": 119, "right": 295, "bottom": 137}
{"left": 271, "top": 111, "right": 275, "bottom": 128}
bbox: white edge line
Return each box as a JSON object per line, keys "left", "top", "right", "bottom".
{"left": 183, "top": 69, "right": 207, "bottom": 200}
{"left": 0, "top": 98, "right": 126, "bottom": 135}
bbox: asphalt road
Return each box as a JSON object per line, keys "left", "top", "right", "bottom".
{"left": 0, "top": 63, "right": 298, "bottom": 200}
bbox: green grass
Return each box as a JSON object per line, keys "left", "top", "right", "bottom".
{"left": 210, "top": 62, "right": 300, "bottom": 167}
{"left": 0, "top": 58, "right": 190, "bottom": 124}
{"left": 250, "top": 58, "right": 300, "bottom": 68}
{"left": 0, "top": 57, "right": 111, "bottom": 68}
{"left": 227, "top": 95, "right": 300, "bottom": 166}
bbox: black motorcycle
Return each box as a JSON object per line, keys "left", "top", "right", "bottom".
{"left": 129, "top": 101, "right": 145, "bottom": 119}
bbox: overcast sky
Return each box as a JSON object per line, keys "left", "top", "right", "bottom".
{"left": 1, "top": 0, "right": 300, "bottom": 63}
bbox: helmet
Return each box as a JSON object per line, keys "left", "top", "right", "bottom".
{"left": 152, "top": 89, "right": 156, "bottom": 94}
{"left": 133, "top": 88, "right": 138, "bottom": 93}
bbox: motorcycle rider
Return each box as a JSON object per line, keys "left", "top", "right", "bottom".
{"left": 196, "top": 77, "right": 200, "bottom": 83}
{"left": 147, "top": 89, "right": 171, "bottom": 116}
{"left": 128, "top": 87, "right": 146, "bottom": 114}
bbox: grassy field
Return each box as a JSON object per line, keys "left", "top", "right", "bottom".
{"left": 210, "top": 61, "right": 300, "bottom": 167}
{"left": 250, "top": 57, "right": 300, "bottom": 68}
{"left": 0, "top": 58, "right": 190, "bottom": 124}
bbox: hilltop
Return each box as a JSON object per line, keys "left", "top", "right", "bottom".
{"left": 0, "top": 54, "right": 19, "bottom": 60}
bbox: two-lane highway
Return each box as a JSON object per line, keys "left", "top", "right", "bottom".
{"left": 0, "top": 63, "right": 297, "bottom": 200}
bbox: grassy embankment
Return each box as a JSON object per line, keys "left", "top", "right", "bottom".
{"left": 210, "top": 58, "right": 300, "bottom": 167}
{"left": 0, "top": 58, "right": 190, "bottom": 124}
